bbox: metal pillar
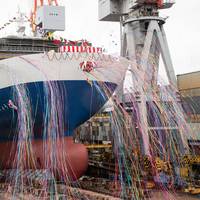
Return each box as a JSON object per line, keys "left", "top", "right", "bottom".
{"left": 122, "top": 16, "right": 176, "bottom": 85}
{"left": 121, "top": 15, "right": 189, "bottom": 155}
{"left": 98, "top": 0, "right": 188, "bottom": 156}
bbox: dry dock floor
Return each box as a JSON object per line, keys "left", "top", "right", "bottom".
{"left": 0, "top": 191, "right": 199, "bottom": 200}
{"left": 150, "top": 191, "right": 200, "bottom": 200}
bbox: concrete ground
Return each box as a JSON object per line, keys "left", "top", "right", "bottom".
{"left": 0, "top": 190, "right": 199, "bottom": 200}
{"left": 150, "top": 191, "right": 200, "bottom": 200}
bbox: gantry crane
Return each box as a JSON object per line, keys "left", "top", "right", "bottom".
{"left": 30, "top": 0, "right": 65, "bottom": 36}
{"left": 98, "top": 0, "right": 189, "bottom": 161}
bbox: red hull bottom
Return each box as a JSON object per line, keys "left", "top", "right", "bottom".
{"left": 0, "top": 137, "right": 88, "bottom": 181}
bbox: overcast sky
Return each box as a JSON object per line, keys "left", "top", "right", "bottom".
{"left": 0, "top": 0, "right": 199, "bottom": 76}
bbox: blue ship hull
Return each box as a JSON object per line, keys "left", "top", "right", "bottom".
{"left": 0, "top": 80, "right": 116, "bottom": 141}
{"left": 0, "top": 52, "right": 128, "bottom": 179}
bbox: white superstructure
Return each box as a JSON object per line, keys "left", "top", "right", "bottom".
{"left": 0, "top": 52, "right": 129, "bottom": 89}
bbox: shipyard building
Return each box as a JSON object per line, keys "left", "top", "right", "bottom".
{"left": 177, "top": 71, "right": 200, "bottom": 154}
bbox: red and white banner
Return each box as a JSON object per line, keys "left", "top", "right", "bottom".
{"left": 60, "top": 46, "right": 102, "bottom": 53}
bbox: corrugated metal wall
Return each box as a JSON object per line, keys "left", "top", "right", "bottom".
{"left": 177, "top": 71, "right": 200, "bottom": 91}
